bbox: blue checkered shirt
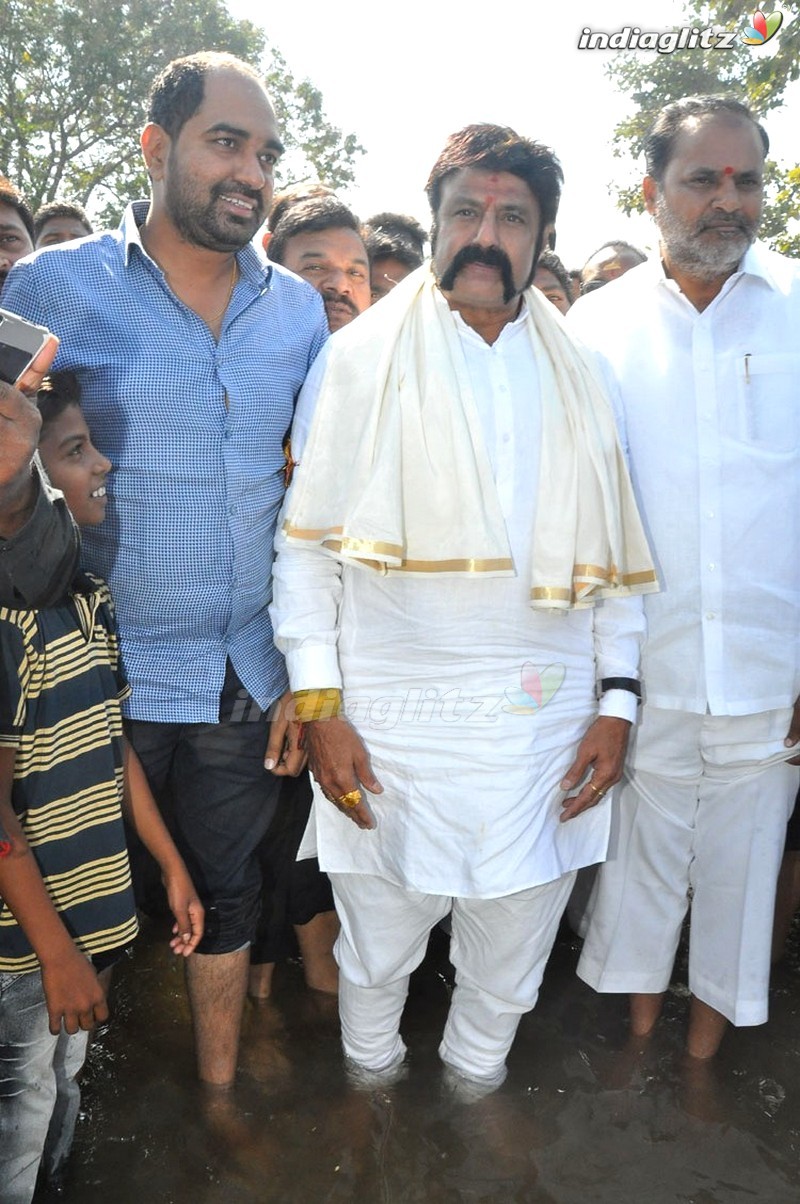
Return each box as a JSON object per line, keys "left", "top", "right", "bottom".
{"left": 3, "top": 202, "right": 328, "bottom": 721}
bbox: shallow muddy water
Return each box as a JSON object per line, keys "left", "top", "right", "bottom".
{"left": 52, "top": 920, "right": 800, "bottom": 1203}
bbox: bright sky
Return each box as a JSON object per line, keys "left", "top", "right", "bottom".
{"left": 227, "top": 0, "right": 798, "bottom": 269}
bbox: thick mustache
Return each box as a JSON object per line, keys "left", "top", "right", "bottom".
{"left": 699, "top": 215, "right": 750, "bottom": 231}
{"left": 323, "top": 292, "right": 358, "bottom": 313}
{"left": 438, "top": 244, "right": 517, "bottom": 302}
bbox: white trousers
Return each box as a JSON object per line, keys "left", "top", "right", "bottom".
{"left": 329, "top": 870, "right": 575, "bottom": 1084}
{"left": 578, "top": 707, "right": 799, "bottom": 1025}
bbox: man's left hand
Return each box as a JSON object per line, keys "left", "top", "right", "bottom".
{"left": 559, "top": 716, "right": 631, "bottom": 822}
{"left": 785, "top": 695, "right": 800, "bottom": 766}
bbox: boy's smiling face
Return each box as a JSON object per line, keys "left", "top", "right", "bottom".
{"left": 39, "top": 404, "right": 111, "bottom": 526}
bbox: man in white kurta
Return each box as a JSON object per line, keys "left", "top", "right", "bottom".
{"left": 570, "top": 97, "right": 800, "bottom": 1059}
{"left": 271, "top": 125, "right": 656, "bottom": 1092}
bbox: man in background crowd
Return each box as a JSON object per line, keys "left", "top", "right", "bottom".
{"left": 362, "top": 212, "right": 427, "bottom": 301}
{"left": 0, "top": 178, "right": 34, "bottom": 295}
{"left": 579, "top": 239, "right": 646, "bottom": 295}
{"left": 267, "top": 196, "right": 371, "bottom": 331}
{"left": 33, "top": 201, "right": 93, "bottom": 248}
{"left": 533, "top": 248, "right": 573, "bottom": 313}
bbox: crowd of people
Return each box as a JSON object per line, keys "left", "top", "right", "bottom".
{"left": 0, "top": 49, "right": 798, "bottom": 1203}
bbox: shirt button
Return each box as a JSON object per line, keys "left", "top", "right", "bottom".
{"left": 706, "top": 510, "right": 715, "bottom": 519}
{"left": 705, "top": 611, "right": 716, "bottom": 621}
{"left": 708, "top": 563, "right": 715, "bottom": 571}
{"left": 229, "top": 504, "right": 237, "bottom": 516}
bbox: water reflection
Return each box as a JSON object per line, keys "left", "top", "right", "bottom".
{"left": 56, "top": 922, "right": 800, "bottom": 1203}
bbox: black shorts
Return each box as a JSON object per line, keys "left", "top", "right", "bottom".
{"left": 125, "top": 667, "right": 281, "bottom": 955}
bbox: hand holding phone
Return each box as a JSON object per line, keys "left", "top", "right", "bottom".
{"left": 0, "top": 308, "right": 59, "bottom": 393}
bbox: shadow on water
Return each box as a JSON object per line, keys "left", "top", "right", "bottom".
{"left": 53, "top": 918, "right": 800, "bottom": 1204}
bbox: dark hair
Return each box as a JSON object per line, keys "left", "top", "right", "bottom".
{"left": 363, "top": 213, "right": 427, "bottom": 269}
{"left": 582, "top": 240, "right": 646, "bottom": 269}
{"left": 36, "top": 371, "right": 82, "bottom": 429}
{"left": 268, "top": 181, "right": 336, "bottom": 233}
{"left": 33, "top": 200, "right": 93, "bottom": 242}
{"left": 267, "top": 196, "right": 363, "bottom": 265}
{"left": 0, "top": 176, "right": 34, "bottom": 242}
{"left": 425, "top": 124, "right": 563, "bottom": 233}
{"left": 147, "top": 51, "right": 264, "bottom": 140}
{"left": 644, "top": 95, "right": 769, "bottom": 182}
{"left": 535, "top": 249, "right": 573, "bottom": 303}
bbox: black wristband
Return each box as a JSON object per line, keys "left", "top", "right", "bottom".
{"left": 598, "top": 677, "right": 642, "bottom": 702}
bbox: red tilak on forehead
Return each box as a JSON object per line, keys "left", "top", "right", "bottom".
{"left": 723, "top": 166, "right": 735, "bottom": 175}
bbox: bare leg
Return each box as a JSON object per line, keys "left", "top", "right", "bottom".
{"left": 185, "top": 948, "right": 249, "bottom": 1087}
{"left": 295, "top": 910, "right": 340, "bottom": 994}
{"left": 686, "top": 996, "right": 728, "bottom": 1060}
{"left": 630, "top": 991, "right": 664, "bottom": 1037}
{"left": 772, "top": 850, "right": 800, "bottom": 963}
{"left": 247, "top": 961, "right": 276, "bottom": 1000}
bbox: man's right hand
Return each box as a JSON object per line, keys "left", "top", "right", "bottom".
{"left": 41, "top": 947, "right": 109, "bottom": 1035}
{"left": 0, "top": 379, "right": 41, "bottom": 492}
{"left": 303, "top": 715, "right": 382, "bottom": 830}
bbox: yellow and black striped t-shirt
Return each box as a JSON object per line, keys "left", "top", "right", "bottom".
{"left": 0, "top": 573, "right": 139, "bottom": 972}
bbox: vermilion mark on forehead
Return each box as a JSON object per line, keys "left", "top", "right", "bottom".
{"left": 485, "top": 195, "right": 496, "bottom": 206}
{"left": 723, "top": 166, "right": 735, "bottom": 175}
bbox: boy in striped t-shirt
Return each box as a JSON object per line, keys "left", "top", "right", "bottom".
{"left": 0, "top": 375, "right": 204, "bottom": 1204}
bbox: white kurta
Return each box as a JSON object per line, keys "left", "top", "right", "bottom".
{"left": 272, "top": 299, "right": 645, "bottom": 899}
{"left": 569, "top": 242, "right": 800, "bottom": 715}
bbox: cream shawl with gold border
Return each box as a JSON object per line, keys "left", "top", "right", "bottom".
{"left": 282, "top": 265, "right": 657, "bottom": 609}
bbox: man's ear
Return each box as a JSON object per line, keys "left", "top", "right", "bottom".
{"left": 140, "top": 123, "right": 170, "bottom": 181}
{"left": 642, "top": 175, "right": 658, "bottom": 216}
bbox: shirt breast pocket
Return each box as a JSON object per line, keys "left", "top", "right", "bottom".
{"left": 736, "top": 353, "right": 800, "bottom": 453}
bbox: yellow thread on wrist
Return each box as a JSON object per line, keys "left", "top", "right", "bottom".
{"left": 292, "top": 689, "right": 342, "bottom": 722}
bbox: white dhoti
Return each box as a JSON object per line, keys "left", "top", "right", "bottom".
{"left": 577, "top": 707, "right": 799, "bottom": 1025}
{"left": 298, "top": 565, "right": 631, "bottom": 1085}
{"left": 331, "top": 870, "right": 576, "bottom": 1082}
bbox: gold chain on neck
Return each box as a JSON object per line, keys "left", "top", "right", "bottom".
{"left": 207, "top": 260, "right": 239, "bottom": 324}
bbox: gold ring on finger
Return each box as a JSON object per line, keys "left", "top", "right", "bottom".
{"left": 336, "top": 789, "right": 362, "bottom": 809}
{"left": 589, "top": 782, "right": 606, "bottom": 798}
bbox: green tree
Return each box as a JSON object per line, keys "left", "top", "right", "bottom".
{"left": 0, "top": 0, "right": 364, "bottom": 226}
{"left": 607, "top": 0, "right": 800, "bottom": 254}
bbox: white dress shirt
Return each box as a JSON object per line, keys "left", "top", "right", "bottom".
{"left": 271, "top": 297, "right": 645, "bottom": 897}
{"left": 569, "top": 243, "right": 800, "bottom": 715}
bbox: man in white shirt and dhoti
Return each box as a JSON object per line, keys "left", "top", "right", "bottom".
{"left": 571, "top": 96, "right": 800, "bottom": 1060}
{"left": 270, "top": 125, "right": 657, "bottom": 1094}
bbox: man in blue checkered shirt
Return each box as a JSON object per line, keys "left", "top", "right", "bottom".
{"left": 3, "top": 51, "right": 328, "bottom": 1090}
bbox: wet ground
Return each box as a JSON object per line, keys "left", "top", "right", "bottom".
{"left": 55, "top": 920, "right": 800, "bottom": 1204}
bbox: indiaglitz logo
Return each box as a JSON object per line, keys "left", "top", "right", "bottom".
{"left": 502, "top": 663, "right": 565, "bottom": 715}
{"left": 741, "top": 8, "right": 783, "bottom": 44}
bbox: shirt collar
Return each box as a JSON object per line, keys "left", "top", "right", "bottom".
{"left": 444, "top": 290, "right": 531, "bottom": 348}
{"left": 120, "top": 200, "right": 273, "bottom": 289}
{"left": 650, "top": 237, "right": 785, "bottom": 295}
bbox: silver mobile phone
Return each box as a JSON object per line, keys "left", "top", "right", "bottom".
{"left": 0, "top": 308, "right": 55, "bottom": 387}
